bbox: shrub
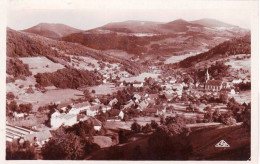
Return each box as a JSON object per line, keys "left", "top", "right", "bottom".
{"left": 6, "top": 92, "right": 15, "bottom": 100}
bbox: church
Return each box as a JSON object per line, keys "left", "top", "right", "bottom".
{"left": 204, "top": 69, "right": 229, "bottom": 91}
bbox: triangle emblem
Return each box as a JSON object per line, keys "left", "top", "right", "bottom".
{"left": 215, "top": 140, "right": 230, "bottom": 147}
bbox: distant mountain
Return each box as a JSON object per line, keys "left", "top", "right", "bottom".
{"left": 190, "top": 18, "right": 237, "bottom": 28}
{"left": 99, "top": 20, "right": 161, "bottom": 33}
{"left": 62, "top": 18, "right": 248, "bottom": 56}
{"left": 159, "top": 19, "right": 202, "bottom": 33}
{"left": 95, "top": 19, "right": 203, "bottom": 34}
{"left": 22, "top": 23, "right": 83, "bottom": 39}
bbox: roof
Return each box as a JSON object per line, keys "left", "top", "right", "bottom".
{"left": 57, "top": 102, "right": 72, "bottom": 109}
{"left": 87, "top": 117, "right": 102, "bottom": 126}
{"left": 58, "top": 113, "right": 76, "bottom": 120}
{"left": 74, "top": 101, "right": 91, "bottom": 108}
{"left": 143, "top": 108, "right": 157, "bottom": 113}
{"left": 109, "top": 109, "right": 121, "bottom": 116}
{"left": 90, "top": 104, "right": 105, "bottom": 111}
{"left": 206, "top": 80, "right": 223, "bottom": 86}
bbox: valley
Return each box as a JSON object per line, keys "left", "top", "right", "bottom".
{"left": 6, "top": 18, "right": 251, "bottom": 160}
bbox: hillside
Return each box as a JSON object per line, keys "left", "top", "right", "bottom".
{"left": 22, "top": 23, "right": 82, "bottom": 39}
{"left": 87, "top": 125, "right": 250, "bottom": 160}
{"left": 7, "top": 28, "right": 144, "bottom": 76}
{"left": 179, "top": 34, "right": 251, "bottom": 68}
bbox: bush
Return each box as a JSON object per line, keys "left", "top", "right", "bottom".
{"left": 142, "top": 124, "right": 152, "bottom": 133}
{"left": 131, "top": 121, "right": 141, "bottom": 133}
{"left": 151, "top": 120, "right": 159, "bottom": 129}
{"left": 6, "top": 92, "right": 15, "bottom": 100}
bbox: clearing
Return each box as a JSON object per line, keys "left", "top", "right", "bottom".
{"left": 19, "top": 56, "right": 64, "bottom": 75}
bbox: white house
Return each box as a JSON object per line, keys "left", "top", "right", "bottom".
{"left": 133, "top": 81, "right": 144, "bottom": 88}
{"left": 13, "top": 112, "right": 25, "bottom": 118}
{"left": 118, "top": 111, "right": 124, "bottom": 119}
{"left": 50, "top": 112, "right": 77, "bottom": 128}
{"left": 109, "top": 98, "right": 118, "bottom": 106}
{"left": 133, "top": 93, "right": 142, "bottom": 102}
{"left": 232, "top": 79, "right": 243, "bottom": 84}
{"left": 69, "top": 101, "right": 91, "bottom": 115}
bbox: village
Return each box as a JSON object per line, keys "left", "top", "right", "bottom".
{"left": 6, "top": 61, "right": 251, "bottom": 159}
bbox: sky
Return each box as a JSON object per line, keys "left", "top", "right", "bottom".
{"left": 7, "top": 0, "right": 255, "bottom": 30}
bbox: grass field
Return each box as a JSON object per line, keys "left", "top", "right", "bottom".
{"left": 164, "top": 52, "right": 197, "bottom": 64}
{"left": 86, "top": 83, "right": 119, "bottom": 95}
{"left": 229, "top": 91, "right": 251, "bottom": 104}
{"left": 20, "top": 56, "right": 64, "bottom": 75}
{"left": 15, "top": 89, "right": 82, "bottom": 111}
{"left": 121, "top": 72, "right": 159, "bottom": 82}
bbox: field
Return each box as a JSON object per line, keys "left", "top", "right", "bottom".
{"left": 229, "top": 91, "right": 251, "bottom": 104}
{"left": 14, "top": 88, "right": 82, "bottom": 111}
{"left": 121, "top": 72, "right": 159, "bottom": 82}
{"left": 20, "top": 57, "right": 64, "bottom": 75}
{"left": 86, "top": 83, "right": 119, "bottom": 95}
{"left": 105, "top": 117, "right": 160, "bottom": 131}
{"left": 164, "top": 52, "right": 198, "bottom": 64}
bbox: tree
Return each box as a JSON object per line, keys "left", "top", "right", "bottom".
{"left": 19, "top": 103, "right": 33, "bottom": 114}
{"left": 151, "top": 120, "right": 159, "bottom": 129}
{"left": 213, "top": 109, "right": 221, "bottom": 122}
{"left": 219, "top": 111, "right": 237, "bottom": 125}
{"left": 7, "top": 101, "right": 18, "bottom": 113}
{"left": 42, "top": 127, "right": 85, "bottom": 160}
{"left": 142, "top": 123, "right": 152, "bottom": 133}
{"left": 6, "top": 92, "right": 15, "bottom": 100}
{"left": 204, "top": 111, "right": 213, "bottom": 123}
{"left": 118, "top": 130, "right": 127, "bottom": 144}
{"left": 131, "top": 121, "right": 141, "bottom": 133}
{"left": 83, "top": 90, "right": 91, "bottom": 100}
{"left": 219, "top": 93, "right": 228, "bottom": 104}
{"left": 6, "top": 140, "right": 36, "bottom": 160}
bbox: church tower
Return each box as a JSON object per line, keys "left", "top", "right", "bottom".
{"left": 205, "top": 69, "right": 210, "bottom": 83}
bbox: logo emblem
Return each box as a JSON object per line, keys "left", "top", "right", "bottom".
{"left": 215, "top": 140, "right": 230, "bottom": 147}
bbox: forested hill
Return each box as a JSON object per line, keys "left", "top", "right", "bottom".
{"left": 179, "top": 34, "right": 251, "bottom": 68}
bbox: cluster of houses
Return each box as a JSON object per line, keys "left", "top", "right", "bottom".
{"left": 50, "top": 98, "right": 124, "bottom": 129}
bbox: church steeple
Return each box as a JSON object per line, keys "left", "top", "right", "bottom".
{"left": 205, "top": 69, "right": 210, "bottom": 82}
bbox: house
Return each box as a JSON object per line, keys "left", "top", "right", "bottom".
{"left": 86, "top": 105, "right": 99, "bottom": 117}
{"left": 109, "top": 98, "right": 118, "bottom": 106}
{"left": 137, "top": 100, "right": 149, "bottom": 111}
{"left": 108, "top": 109, "right": 124, "bottom": 120}
{"left": 13, "top": 112, "right": 25, "bottom": 118}
{"left": 50, "top": 112, "right": 77, "bottom": 128}
{"left": 123, "top": 100, "right": 135, "bottom": 110}
{"left": 57, "top": 102, "right": 73, "bottom": 112}
{"left": 92, "top": 98, "right": 101, "bottom": 105}
{"left": 154, "top": 105, "right": 166, "bottom": 116}
{"left": 142, "top": 108, "right": 157, "bottom": 116}
{"left": 69, "top": 101, "right": 91, "bottom": 115}
{"left": 133, "top": 81, "right": 144, "bottom": 88}
{"left": 133, "top": 93, "right": 142, "bottom": 102}
{"left": 87, "top": 117, "right": 102, "bottom": 131}
{"left": 232, "top": 79, "right": 243, "bottom": 84}
{"left": 172, "top": 84, "right": 183, "bottom": 97}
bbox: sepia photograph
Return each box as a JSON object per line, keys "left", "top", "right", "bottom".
{"left": 3, "top": 0, "right": 259, "bottom": 162}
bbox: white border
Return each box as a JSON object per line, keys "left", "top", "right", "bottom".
{"left": 0, "top": 0, "right": 258, "bottom": 164}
